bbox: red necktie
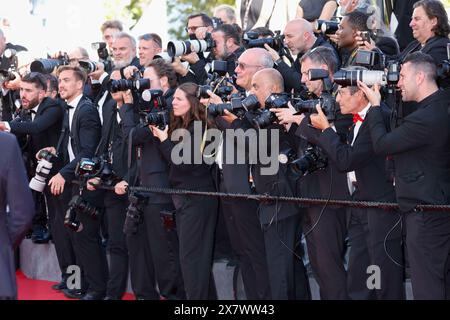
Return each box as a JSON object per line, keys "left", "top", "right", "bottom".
{"left": 353, "top": 114, "right": 364, "bottom": 124}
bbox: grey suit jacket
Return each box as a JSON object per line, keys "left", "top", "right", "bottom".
{"left": 0, "top": 132, "right": 35, "bottom": 299}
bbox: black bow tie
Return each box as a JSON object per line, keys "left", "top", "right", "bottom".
{"left": 28, "top": 109, "right": 36, "bottom": 115}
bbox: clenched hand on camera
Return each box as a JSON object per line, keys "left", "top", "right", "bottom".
{"left": 310, "top": 105, "right": 331, "bottom": 131}
{"left": 357, "top": 81, "right": 381, "bottom": 107}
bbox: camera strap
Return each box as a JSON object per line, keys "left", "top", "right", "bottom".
{"left": 55, "top": 108, "right": 69, "bottom": 157}
{"left": 128, "top": 127, "right": 141, "bottom": 188}
{"left": 95, "top": 104, "right": 118, "bottom": 160}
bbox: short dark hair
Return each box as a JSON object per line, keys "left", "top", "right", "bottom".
{"left": 213, "top": 23, "right": 242, "bottom": 46}
{"left": 250, "top": 27, "right": 275, "bottom": 38}
{"left": 300, "top": 46, "right": 339, "bottom": 74}
{"left": 414, "top": 0, "right": 450, "bottom": 37}
{"left": 138, "top": 33, "right": 162, "bottom": 49}
{"left": 22, "top": 72, "right": 47, "bottom": 91}
{"left": 44, "top": 74, "right": 58, "bottom": 93}
{"left": 187, "top": 13, "right": 214, "bottom": 28}
{"left": 403, "top": 51, "right": 437, "bottom": 82}
{"left": 345, "top": 10, "right": 370, "bottom": 32}
{"left": 101, "top": 20, "right": 123, "bottom": 33}
{"left": 148, "top": 58, "right": 178, "bottom": 89}
{"left": 56, "top": 66, "right": 87, "bottom": 84}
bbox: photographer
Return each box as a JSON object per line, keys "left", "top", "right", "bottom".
{"left": 151, "top": 83, "right": 218, "bottom": 300}
{"left": 307, "top": 66, "right": 404, "bottom": 300}
{"left": 361, "top": 52, "right": 450, "bottom": 300}
{"left": 112, "top": 32, "right": 140, "bottom": 71}
{"left": 273, "top": 46, "right": 350, "bottom": 299}
{"left": 244, "top": 68, "right": 311, "bottom": 300}
{"left": 100, "top": 20, "right": 124, "bottom": 53}
{"left": 117, "top": 59, "right": 185, "bottom": 300}
{"left": 211, "top": 23, "right": 245, "bottom": 77}
{"left": 138, "top": 33, "right": 162, "bottom": 68}
{"left": 213, "top": 5, "right": 237, "bottom": 25}
{"left": 265, "top": 18, "right": 340, "bottom": 93}
{"left": 171, "top": 13, "right": 214, "bottom": 85}
{"left": 45, "top": 66, "right": 107, "bottom": 300}
{"left": 84, "top": 69, "right": 129, "bottom": 300}
{"left": 203, "top": 47, "right": 274, "bottom": 300}
{"left": 0, "top": 27, "right": 27, "bottom": 121}
{"left": 0, "top": 73, "right": 63, "bottom": 245}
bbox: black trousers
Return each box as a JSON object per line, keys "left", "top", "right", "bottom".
{"left": 127, "top": 201, "right": 185, "bottom": 300}
{"left": 262, "top": 213, "right": 311, "bottom": 300}
{"left": 69, "top": 187, "right": 108, "bottom": 293}
{"left": 46, "top": 187, "right": 76, "bottom": 282}
{"left": 405, "top": 210, "right": 450, "bottom": 300}
{"left": 103, "top": 192, "right": 129, "bottom": 299}
{"left": 347, "top": 207, "right": 405, "bottom": 300}
{"left": 303, "top": 206, "right": 348, "bottom": 300}
{"left": 31, "top": 190, "right": 48, "bottom": 229}
{"left": 173, "top": 193, "right": 218, "bottom": 300}
{"left": 219, "top": 180, "right": 271, "bottom": 300}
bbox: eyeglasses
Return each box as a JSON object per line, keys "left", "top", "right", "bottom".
{"left": 235, "top": 61, "right": 262, "bottom": 70}
{"left": 185, "top": 25, "right": 204, "bottom": 33}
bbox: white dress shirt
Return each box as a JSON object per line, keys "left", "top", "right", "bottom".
{"left": 347, "top": 103, "right": 371, "bottom": 195}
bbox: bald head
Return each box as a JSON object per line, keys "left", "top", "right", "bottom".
{"left": 286, "top": 18, "right": 313, "bottom": 35}
{"left": 250, "top": 68, "right": 285, "bottom": 107}
{"left": 283, "top": 18, "right": 316, "bottom": 55}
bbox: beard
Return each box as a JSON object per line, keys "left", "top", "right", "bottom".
{"left": 114, "top": 57, "right": 133, "bottom": 69}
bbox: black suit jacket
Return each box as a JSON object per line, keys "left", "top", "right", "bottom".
{"left": 59, "top": 96, "right": 102, "bottom": 181}
{"left": 366, "top": 90, "right": 450, "bottom": 212}
{"left": 311, "top": 106, "right": 396, "bottom": 202}
{"left": 10, "top": 97, "right": 63, "bottom": 157}
{"left": 276, "top": 35, "right": 340, "bottom": 94}
{"left": 119, "top": 102, "right": 172, "bottom": 204}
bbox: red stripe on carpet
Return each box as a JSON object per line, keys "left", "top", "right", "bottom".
{"left": 16, "top": 271, "right": 135, "bottom": 300}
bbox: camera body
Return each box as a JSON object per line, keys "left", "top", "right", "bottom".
{"left": 244, "top": 31, "right": 286, "bottom": 57}
{"left": 92, "top": 42, "right": 113, "bottom": 73}
{"left": 290, "top": 145, "right": 328, "bottom": 176}
{"left": 316, "top": 20, "right": 340, "bottom": 35}
{"left": 355, "top": 50, "right": 385, "bottom": 70}
{"left": 29, "top": 150, "right": 58, "bottom": 193}
{"left": 123, "top": 192, "right": 149, "bottom": 235}
{"left": 109, "top": 71, "right": 150, "bottom": 94}
{"left": 64, "top": 195, "right": 102, "bottom": 232}
{"left": 146, "top": 110, "right": 170, "bottom": 129}
{"left": 251, "top": 93, "right": 290, "bottom": 129}
{"left": 0, "top": 48, "right": 19, "bottom": 84}
{"left": 76, "top": 156, "right": 118, "bottom": 187}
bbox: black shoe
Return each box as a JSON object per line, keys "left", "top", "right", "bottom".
{"left": 31, "top": 227, "right": 51, "bottom": 244}
{"left": 80, "top": 291, "right": 106, "bottom": 300}
{"left": 62, "top": 288, "right": 86, "bottom": 299}
{"left": 104, "top": 296, "right": 121, "bottom": 301}
{"left": 51, "top": 281, "right": 67, "bottom": 291}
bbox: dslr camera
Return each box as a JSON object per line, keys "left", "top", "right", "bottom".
{"left": 251, "top": 93, "right": 291, "bottom": 129}
{"left": 29, "top": 150, "right": 58, "bottom": 193}
{"left": 0, "top": 48, "right": 19, "bottom": 84}
{"left": 64, "top": 195, "right": 102, "bottom": 232}
{"left": 167, "top": 33, "right": 216, "bottom": 58}
{"left": 92, "top": 42, "right": 113, "bottom": 73}
{"left": 197, "top": 60, "right": 235, "bottom": 101}
{"left": 123, "top": 192, "right": 149, "bottom": 235}
{"left": 75, "top": 156, "right": 119, "bottom": 188}
{"left": 30, "top": 52, "right": 70, "bottom": 74}
{"left": 290, "top": 145, "right": 328, "bottom": 176}
{"left": 208, "top": 94, "right": 260, "bottom": 118}
{"left": 109, "top": 70, "right": 151, "bottom": 94}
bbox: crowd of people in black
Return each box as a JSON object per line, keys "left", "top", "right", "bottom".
{"left": 1, "top": 0, "right": 450, "bottom": 301}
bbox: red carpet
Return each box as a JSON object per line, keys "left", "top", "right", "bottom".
{"left": 16, "top": 271, "right": 135, "bottom": 300}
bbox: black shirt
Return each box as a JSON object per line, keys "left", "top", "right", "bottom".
{"left": 298, "top": 0, "right": 337, "bottom": 22}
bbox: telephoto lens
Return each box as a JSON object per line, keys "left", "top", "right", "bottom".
{"left": 334, "top": 69, "right": 387, "bottom": 86}
{"left": 29, "top": 150, "right": 58, "bottom": 192}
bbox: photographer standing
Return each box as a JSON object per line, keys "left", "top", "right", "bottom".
{"left": 306, "top": 66, "right": 404, "bottom": 300}
{"left": 265, "top": 19, "right": 340, "bottom": 93}
{"left": 245, "top": 68, "right": 311, "bottom": 300}
{"left": 361, "top": 52, "right": 450, "bottom": 300}
{"left": 211, "top": 23, "right": 245, "bottom": 77}
{"left": 117, "top": 59, "right": 185, "bottom": 300}
{"left": 151, "top": 83, "right": 218, "bottom": 300}
{"left": 86, "top": 69, "right": 129, "bottom": 300}
{"left": 45, "top": 66, "right": 107, "bottom": 300}
{"left": 274, "top": 46, "right": 350, "bottom": 300}
{"left": 0, "top": 72, "right": 63, "bottom": 247}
